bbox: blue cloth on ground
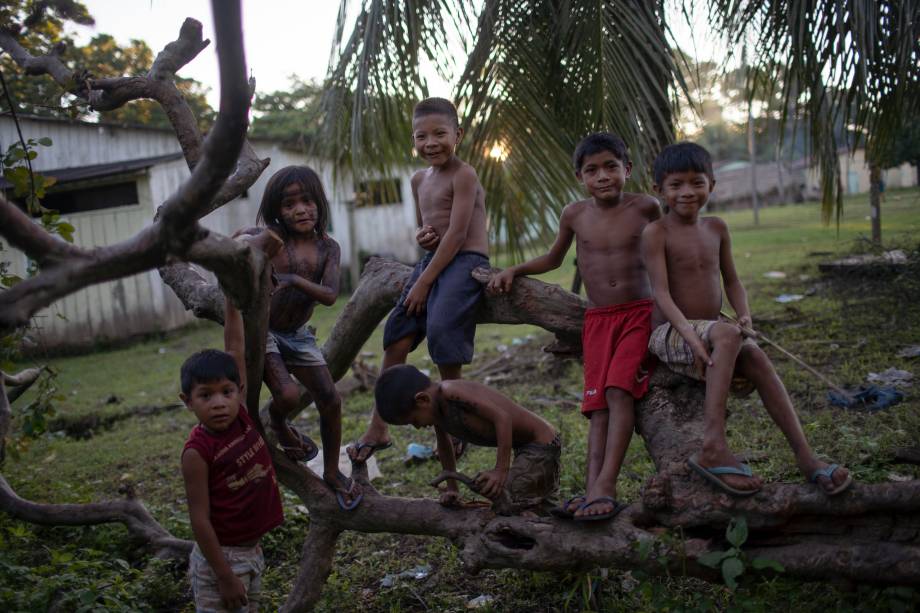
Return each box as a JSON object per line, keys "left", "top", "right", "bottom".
{"left": 827, "top": 385, "right": 904, "bottom": 412}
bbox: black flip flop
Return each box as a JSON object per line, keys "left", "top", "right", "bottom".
{"left": 550, "top": 495, "right": 586, "bottom": 520}
{"left": 349, "top": 440, "right": 393, "bottom": 462}
{"left": 573, "top": 496, "right": 627, "bottom": 522}
{"left": 277, "top": 423, "right": 319, "bottom": 463}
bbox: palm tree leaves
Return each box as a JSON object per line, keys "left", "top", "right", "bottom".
{"left": 315, "top": 0, "right": 473, "bottom": 176}
{"left": 319, "top": 0, "right": 918, "bottom": 243}
{"left": 319, "top": 1, "right": 686, "bottom": 254}
{"left": 707, "top": 0, "right": 920, "bottom": 221}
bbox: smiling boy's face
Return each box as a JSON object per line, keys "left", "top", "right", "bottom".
{"left": 576, "top": 150, "right": 632, "bottom": 202}
{"left": 654, "top": 170, "right": 715, "bottom": 219}
{"left": 412, "top": 113, "right": 462, "bottom": 167}
{"left": 181, "top": 377, "right": 241, "bottom": 432}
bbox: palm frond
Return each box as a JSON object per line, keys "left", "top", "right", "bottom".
{"left": 318, "top": 0, "right": 686, "bottom": 255}
{"left": 707, "top": 0, "right": 920, "bottom": 222}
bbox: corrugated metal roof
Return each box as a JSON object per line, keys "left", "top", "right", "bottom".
{"left": 0, "top": 152, "right": 184, "bottom": 190}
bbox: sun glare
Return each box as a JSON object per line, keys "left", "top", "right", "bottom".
{"left": 488, "top": 142, "right": 508, "bottom": 161}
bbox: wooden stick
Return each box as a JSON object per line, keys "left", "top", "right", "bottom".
{"left": 719, "top": 311, "right": 854, "bottom": 400}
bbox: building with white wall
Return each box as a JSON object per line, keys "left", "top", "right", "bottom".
{"left": 0, "top": 115, "right": 419, "bottom": 349}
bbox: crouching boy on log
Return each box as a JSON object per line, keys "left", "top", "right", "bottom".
{"left": 642, "top": 142, "right": 852, "bottom": 497}
{"left": 489, "top": 132, "right": 660, "bottom": 521}
{"left": 180, "top": 245, "right": 284, "bottom": 612}
{"left": 375, "top": 364, "right": 561, "bottom": 515}
{"left": 349, "top": 97, "right": 490, "bottom": 465}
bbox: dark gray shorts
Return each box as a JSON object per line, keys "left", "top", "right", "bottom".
{"left": 265, "top": 325, "right": 326, "bottom": 368}
{"left": 383, "top": 251, "right": 489, "bottom": 365}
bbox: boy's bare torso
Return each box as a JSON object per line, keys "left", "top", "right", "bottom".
{"left": 269, "top": 237, "right": 333, "bottom": 331}
{"left": 434, "top": 381, "right": 555, "bottom": 448}
{"left": 658, "top": 216, "right": 725, "bottom": 320}
{"left": 415, "top": 161, "right": 489, "bottom": 255}
{"left": 569, "top": 194, "right": 657, "bottom": 306}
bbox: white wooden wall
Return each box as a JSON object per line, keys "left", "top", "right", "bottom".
{"left": 1, "top": 118, "right": 422, "bottom": 349}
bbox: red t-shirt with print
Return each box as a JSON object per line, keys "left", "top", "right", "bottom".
{"left": 183, "top": 408, "right": 283, "bottom": 545}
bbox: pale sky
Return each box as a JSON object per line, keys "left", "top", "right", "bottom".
{"left": 73, "top": 0, "right": 455, "bottom": 106}
{"left": 72, "top": 1, "right": 727, "bottom": 115}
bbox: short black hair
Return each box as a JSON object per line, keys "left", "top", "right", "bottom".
{"left": 180, "top": 349, "right": 240, "bottom": 396}
{"left": 256, "top": 165, "right": 331, "bottom": 238}
{"left": 413, "top": 97, "right": 459, "bottom": 129}
{"left": 653, "top": 142, "right": 714, "bottom": 185}
{"left": 374, "top": 364, "right": 432, "bottom": 424}
{"left": 573, "top": 132, "right": 630, "bottom": 172}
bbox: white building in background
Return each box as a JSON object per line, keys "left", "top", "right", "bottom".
{"left": 0, "top": 115, "right": 419, "bottom": 349}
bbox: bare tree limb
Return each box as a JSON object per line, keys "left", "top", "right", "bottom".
{"left": 281, "top": 523, "right": 342, "bottom": 613}
{"left": 3, "top": 365, "right": 44, "bottom": 404}
{"left": 0, "top": 475, "right": 190, "bottom": 559}
{"left": 0, "top": 196, "right": 85, "bottom": 267}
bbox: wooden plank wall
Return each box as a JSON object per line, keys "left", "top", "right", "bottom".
{"left": 1, "top": 119, "right": 421, "bottom": 350}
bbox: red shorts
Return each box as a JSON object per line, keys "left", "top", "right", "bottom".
{"left": 581, "top": 298, "right": 654, "bottom": 414}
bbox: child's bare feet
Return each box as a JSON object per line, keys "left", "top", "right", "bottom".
{"left": 800, "top": 458, "right": 852, "bottom": 495}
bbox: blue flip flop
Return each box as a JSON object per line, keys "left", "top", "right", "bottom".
{"left": 573, "top": 496, "right": 627, "bottom": 522}
{"left": 328, "top": 472, "right": 363, "bottom": 511}
{"left": 809, "top": 463, "right": 853, "bottom": 496}
{"left": 277, "top": 423, "right": 319, "bottom": 463}
{"left": 688, "top": 454, "right": 761, "bottom": 497}
{"left": 550, "top": 495, "right": 586, "bottom": 520}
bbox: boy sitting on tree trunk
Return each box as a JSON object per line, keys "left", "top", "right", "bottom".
{"left": 642, "top": 142, "right": 852, "bottom": 497}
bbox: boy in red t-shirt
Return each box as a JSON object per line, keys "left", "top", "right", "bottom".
{"left": 180, "top": 288, "right": 284, "bottom": 612}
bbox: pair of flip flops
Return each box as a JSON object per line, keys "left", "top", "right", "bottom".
{"left": 277, "top": 423, "right": 319, "bottom": 463}
{"left": 688, "top": 454, "right": 853, "bottom": 497}
{"left": 550, "top": 495, "right": 626, "bottom": 521}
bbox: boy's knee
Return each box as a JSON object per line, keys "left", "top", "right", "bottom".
{"left": 274, "top": 384, "right": 302, "bottom": 413}
{"left": 315, "top": 389, "right": 342, "bottom": 416}
{"left": 710, "top": 322, "right": 742, "bottom": 349}
{"left": 740, "top": 343, "right": 772, "bottom": 369}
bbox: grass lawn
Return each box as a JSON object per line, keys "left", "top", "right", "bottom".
{"left": 3, "top": 187, "right": 920, "bottom": 611}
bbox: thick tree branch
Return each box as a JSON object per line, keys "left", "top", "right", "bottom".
{"left": 281, "top": 523, "right": 342, "bottom": 613}
{"left": 0, "top": 32, "right": 75, "bottom": 89}
{"left": 0, "top": 195, "right": 85, "bottom": 266}
{"left": 0, "top": 475, "right": 190, "bottom": 559}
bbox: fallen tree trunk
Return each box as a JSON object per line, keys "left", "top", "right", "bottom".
{"left": 260, "top": 258, "right": 919, "bottom": 609}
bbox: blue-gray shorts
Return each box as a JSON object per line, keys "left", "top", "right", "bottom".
{"left": 383, "top": 251, "right": 489, "bottom": 365}
{"left": 265, "top": 325, "right": 326, "bottom": 368}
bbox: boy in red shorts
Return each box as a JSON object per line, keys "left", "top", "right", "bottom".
{"left": 489, "top": 132, "right": 660, "bottom": 520}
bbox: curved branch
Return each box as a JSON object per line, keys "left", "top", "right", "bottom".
{"left": 0, "top": 475, "right": 190, "bottom": 559}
